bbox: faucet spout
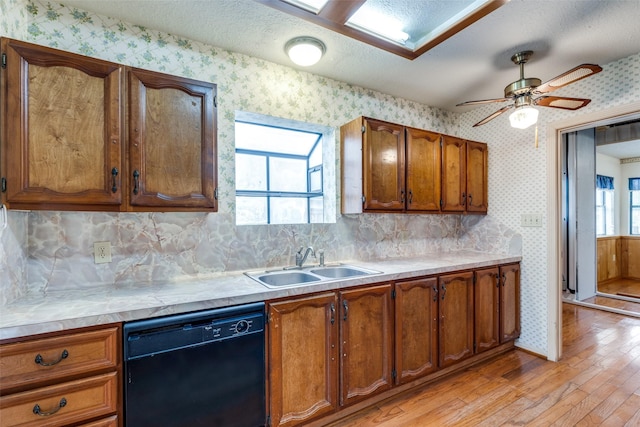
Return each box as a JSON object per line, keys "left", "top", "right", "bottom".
{"left": 296, "top": 246, "right": 316, "bottom": 267}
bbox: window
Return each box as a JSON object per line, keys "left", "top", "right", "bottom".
{"left": 596, "top": 175, "right": 614, "bottom": 236}
{"left": 631, "top": 177, "right": 640, "bottom": 235}
{"left": 235, "top": 113, "right": 334, "bottom": 225}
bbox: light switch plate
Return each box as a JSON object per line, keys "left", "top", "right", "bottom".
{"left": 94, "top": 241, "right": 112, "bottom": 264}
{"left": 521, "top": 213, "right": 543, "bottom": 227}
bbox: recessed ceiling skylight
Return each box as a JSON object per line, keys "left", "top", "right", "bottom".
{"left": 282, "top": 0, "right": 329, "bottom": 14}
{"left": 265, "top": 0, "right": 508, "bottom": 60}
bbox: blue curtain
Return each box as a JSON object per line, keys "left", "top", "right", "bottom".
{"left": 596, "top": 174, "right": 614, "bottom": 190}
{"left": 630, "top": 177, "right": 640, "bottom": 191}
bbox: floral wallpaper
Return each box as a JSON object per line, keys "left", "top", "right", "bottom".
{"left": 0, "top": 1, "right": 524, "bottom": 344}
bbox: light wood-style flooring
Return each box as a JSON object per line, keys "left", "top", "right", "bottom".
{"left": 598, "top": 278, "right": 640, "bottom": 299}
{"left": 331, "top": 304, "right": 640, "bottom": 426}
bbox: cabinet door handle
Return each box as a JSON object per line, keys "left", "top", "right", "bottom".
{"left": 432, "top": 285, "right": 438, "bottom": 302}
{"left": 133, "top": 170, "right": 140, "bottom": 195}
{"left": 502, "top": 272, "right": 507, "bottom": 287}
{"left": 35, "top": 349, "right": 68, "bottom": 366}
{"left": 441, "top": 284, "right": 447, "bottom": 300}
{"left": 33, "top": 397, "right": 66, "bottom": 416}
{"left": 468, "top": 194, "right": 473, "bottom": 205}
{"left": 408, "top": 190, "right": 413, "bottom": 204}
{"left": 330, "top": 303, "right": 335, "bottom": 325}
{"left": 496, "top": 274, "right": 500, "bottom": 288}
{"left": 461, "top": 192, "right": 466, "bottom": 205}
{"left": 111, "top": 167, "right": 118, "bottom": 193}
{"left": 400, "top": 189, "right": 405, "bottom": 203}
{"left": 343, "top": 300, "right": 348, "bottom": 321}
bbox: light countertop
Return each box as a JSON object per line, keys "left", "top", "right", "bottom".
{"left": 0, "top": 251, "right": 521, "bottom": 340}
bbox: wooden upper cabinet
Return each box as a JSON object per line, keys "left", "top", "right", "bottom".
{"left": 466, "top": 141, "right": 488, "bottom": 213}
{"left": 405, "top": 128, "right": 441, "bottom": 212}
{"left": 441, "top": 136, "right": 467, "bottom": 212}
{"left": 267, "top": 293, "right": 338, "bottom": 427}
{"left": 127, "top": 68, "right": 217, "bottom": 211}
{"left": 362, "top": 118, "right": 405, "bottom": 211}
{"left": 438, "top": 271, "right": 474, "bottom": 368}
{"left": 1, "top": 38, "right": 123, "bottom": 211}
{"left": 394, "top": 277, "right": 438, "bottom": 385}
{"left": 441, "top": 136, "right": 488, "bottom": 214}
{"left": 1, "top": 38, "right": 217, "bottom": 212}
{"left": 474, "top": 267, "right": 500, "bottom": 354}
{"left": 500, "top": 263, "right": 521, "bottom": 343}
{"left": 340, "top": 284, "right": 393, "bottom": 407}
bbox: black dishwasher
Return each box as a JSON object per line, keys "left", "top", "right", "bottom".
{"left": 123, "top": 302, "right": 266, "bottom": 427}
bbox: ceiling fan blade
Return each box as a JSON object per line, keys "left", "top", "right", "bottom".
{"left": 535, "top": 96, "right": 592, "bottom": 110}
{"left": 534, "top": 64, "right": 602, "bottom": 94}
{"left": 473, "top": 105, "right": 513, "bottom": 127}
{"left": 456, "top": 97, "right": 510, "bottom": 107}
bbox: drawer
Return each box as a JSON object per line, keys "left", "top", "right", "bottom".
{"left": 79, "top": 415, "right": 118, "bottom": 427}
{"left": 0, "top": 372, "right": 118, "bottom": 427}
{"left": 0, "top": 327, "right": 119, "bottom": 393}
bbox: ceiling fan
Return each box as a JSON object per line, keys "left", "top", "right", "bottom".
{"left": 457, "top": 51, "right": 603, "bottom": 128}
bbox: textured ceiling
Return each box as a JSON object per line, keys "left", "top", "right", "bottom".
{"left": 61, "top": 0, "right": 640, "bottom": 114}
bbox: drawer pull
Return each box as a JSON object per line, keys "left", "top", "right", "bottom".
{"left": 35, "top": 349, "right": 69, "bottom": 366}
{"left": 33, "top": 397, "right": 67, "bottom": 416}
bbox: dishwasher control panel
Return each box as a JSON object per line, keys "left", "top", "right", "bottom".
{"left": 124, "top": 302, "right": 265, "bottom": 360}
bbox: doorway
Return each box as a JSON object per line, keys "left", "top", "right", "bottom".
{"left": 546, "top": 102, "right": 640, "bottom": 362}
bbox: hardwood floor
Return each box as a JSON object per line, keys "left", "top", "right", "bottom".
{"left": 598, "top": 278, "right": 640, "bottom": 299}
{"left": 330, "top": 304, "right": 640, "bottom": 426}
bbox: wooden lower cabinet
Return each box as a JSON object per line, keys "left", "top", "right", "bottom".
{"left": 474, "top": 267, "right": 500, "bottom": 353}
{"left": 267, "top": 293, "right": 339, "bottom": 427}
{"left": 394, "top": 277, "right": 438, "bottom": 385}
{"left": 438, "top": 271, "right": 474, "bottom": 368}
{"left": 500, "top": 263, "right": 521, "bottom": 342}
{"left": 267, "top": 263, "right": 519, "bottom": 426}
{"left": 0, "top": 324, "right": 121, "bottom": 427}
{"left": 339, "top": 284, "right": 394, "bottom": 407}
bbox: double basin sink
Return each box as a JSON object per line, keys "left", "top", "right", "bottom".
{"left": 245, "top": 264, "right": 382, "bottom": 288}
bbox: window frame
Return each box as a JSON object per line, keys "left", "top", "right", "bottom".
{"left": 235, "top": 120, "right": 325, "bottom": 225}
{"left": 631, "top": 189, "right": 640, "bottom": 235}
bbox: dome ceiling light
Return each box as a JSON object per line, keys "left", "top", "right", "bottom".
{"left": 285, "top": 36, "right": 326, "bottom": 66}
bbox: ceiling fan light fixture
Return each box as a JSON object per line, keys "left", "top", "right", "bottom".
{"left": 285, "top": 36, "right": 326, "bottom": 66}
{"left": 509, "top": 106, "right": 539, "bottom": 129}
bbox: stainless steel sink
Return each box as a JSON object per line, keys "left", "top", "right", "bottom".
{"left": 246, "top": 264, "right": 381, "bottom": 288}
{"left": 310, "top": 266, "right": 378, "bottom": 278}
{"left": 256, "top": 271, "right": 321, "bottom": 287}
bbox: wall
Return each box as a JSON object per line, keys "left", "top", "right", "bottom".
{"left": 459, "top": 52, "right": 640, "bottom": 354}
{"left": 0, "top": 0, "right": 521, "bottom": 321}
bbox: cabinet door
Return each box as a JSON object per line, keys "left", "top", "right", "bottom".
{"left": 362, "top": 118, "right": 405, "bottom": 211}
{"left": 340, "top": 284, "right": 393, "bottom": 407}
{"left": 500, "top": 263, "right": 521, "bottom": 342}
{"left": 474, "top": 267, "right": 500, "bottom": 353}
{"left": 438, "top": 271, "right": 474, "bottom": 368}
{"left": 466, "top": 141, "right": 488, "bottom": 213}
{"left": 395, "top": 277, "right": 438, "bottom": 385}
{"left": 1, "top": 38, "right": 123, "bottom": 210}
{"left": 128, "top": 68, "right": 217, "bottom": 211}
{"left": 441, "top": 136, "right": 466, "bottom": 212}
{"left": 268, "top": 293, "right": 338, "bottom": 427}
{"left": 406, "top": 128, "right": 441, "bottom": 212}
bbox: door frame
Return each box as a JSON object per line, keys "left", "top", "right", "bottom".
{"left": 546, "top": 101, "right": 640, "bottom": 361}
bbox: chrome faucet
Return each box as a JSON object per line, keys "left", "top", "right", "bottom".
{"left": 295, "top": 246, "right": 316, "bottom": 267}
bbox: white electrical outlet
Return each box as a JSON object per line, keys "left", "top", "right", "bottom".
{"left": 94, "top": 241, "right": 112, "bottom": 264}
{"left": 521, "top": 214, "right": 543, "bottom": 227}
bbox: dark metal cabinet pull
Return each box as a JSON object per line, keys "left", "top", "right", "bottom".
{"left": 33, "top": 398, "right": 67, "bottom": 416}
{"left": 502, "top": 272, "right": 507, "bottom": 286}
{"left": 133, "top": 170, "right": 140, "bottom": 195}
{"left": 330, "top": 303, "right": 335, "bottom": 325}
{"left": 343, "top": 300, "right": 349, "bottom": 321}
{"left": 462, "top": 192, "right": 466, "bottom": 205}
{"left": 408, "top": 190, "right": 413, "bottom": 204}
{"left": 441, "top": 284, "right": 447, "bottom": 300}
{"left": 496, "top": 274, "right": 500, "bottom": 288}
{"left": 400, "top": 190, "right": 405, "bottom": 203}
{"left": 432, "top": 285, "right": 438, "bottom": 301}
{"left": 111, "top": 167, "right": 118, "bottom": 193}
{"left": 34, "top": 349, "right": 68, "bottom": 366}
